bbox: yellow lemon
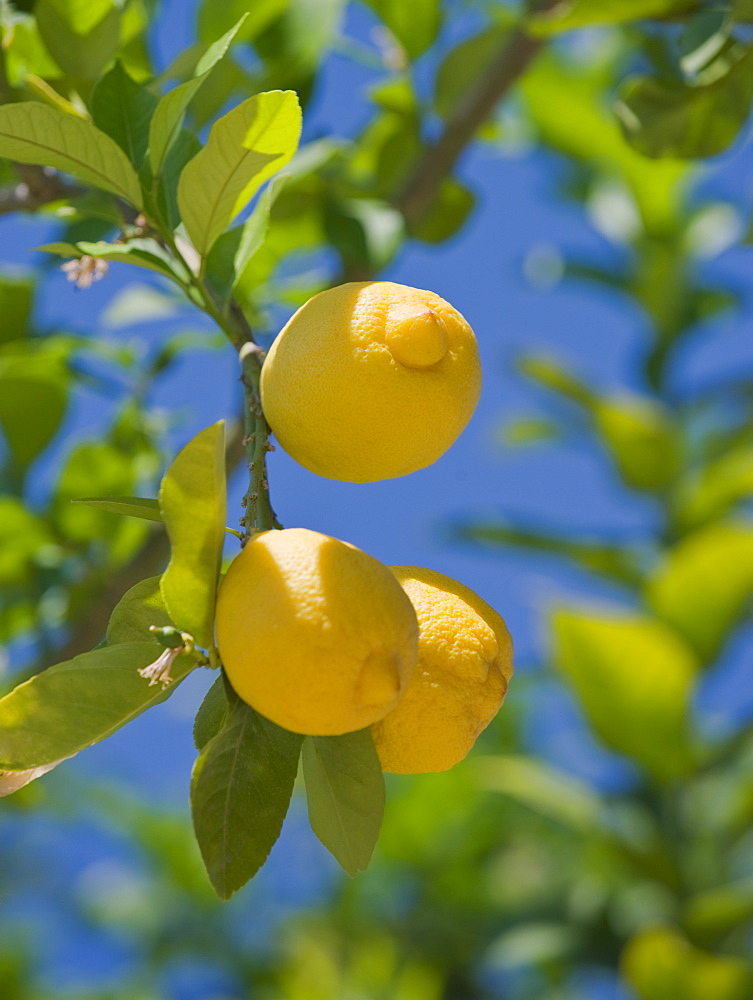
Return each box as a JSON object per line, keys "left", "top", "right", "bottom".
{"left": 260, "top": 281, "right": 482, "bottom": 482}
{"left": 215, "top": 528, "right": 418, "bottom": 735}
{"left": 371, "top": 567, "right": 513, "bottom": 773}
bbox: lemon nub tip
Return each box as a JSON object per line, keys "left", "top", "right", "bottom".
{"left": 386, "top": 308, "right": 449, "bottom": 369}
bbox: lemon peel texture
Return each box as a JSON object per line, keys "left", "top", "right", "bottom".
{"left": 260, "top": 281, "right": 482, "bottom": 482}
{"left": 371, "top": 566, "right": 513, "bottom": 773}
{"left": 215, "top": 528, "right": 419, "bottom": 735}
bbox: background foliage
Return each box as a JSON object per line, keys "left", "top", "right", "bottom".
{"left": 0, "top": 0, "right": 752, "bottom": 997}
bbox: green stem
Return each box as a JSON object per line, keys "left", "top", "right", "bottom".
{"left": 162, "top": 234, "right": 280, "bottom": 541}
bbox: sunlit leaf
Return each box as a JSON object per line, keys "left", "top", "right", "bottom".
{"left": 74, "top": 496, "right": 163, "bottom": 522}
{"left": 191, "top": 689, "right": 303, "bottom": 898}
{"left": 675, "top": 445, "right": 753, "bottom": 529}
{"left": 178, "top": 90, "right": 302, "bottom": 257}
{"left": 647, "top": 521, "right": 753, "bottom": 663}
{"left": 90, "top": 60, "right": 158, "bottom": 168}
{"left": 148, "top": 16, "right": 248, "bottom": 178}
{"left": 0, "top": 103, "right": 143, "bottom": 207}
{"left": 0, "top": 352, "right": 68, "bottom": 469}
{"left": 0, "top": 643, "right": 195, "bottom": 770}
{"left": 594, "top": 396, "right": 680, "bottom": 491}
{"left": 159, "top": 422, "right": 226, "bottom": 650}
{"left": 553, "top": 609, "right": 699, "bottom": 780}
{"left": 106, "top": 576, "right": 174, "bottom": 645}
{"left": 302, "top": 729, "right": 385, "bottom": 876}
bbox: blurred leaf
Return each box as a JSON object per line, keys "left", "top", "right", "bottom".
{"left": 594, "top": 396, "right": 681, "bottom": 491}
{"left": 684, "top": 880, "right": 753, "bottom": 945}
{"left": 553, "top": 610, "right": 699, "bottom": 780}
{"left": 191, "top": 689, "right": 303, "bottom": 898}
{"left": 518, "top": 353, "right": 594, "bottom": 406}
{"left": 54, "top": 440, "right": 138, "bottom": 542}
{"left": 90, "top": 60, "right": 158, "bottom": 168}
{"left": 0, "top": 274, "right": 34, "bottom": 344}
{"left": 35, "top": 0, "right": 121, "bottom": 80}
{"left": 0, "top": 350, "right": 68, "bottom": 469}
{"left": 474, "top": 755, "right": 601, "bottom": 832}
{"left": 302, "top": 729, "right": 385, "bottom": 876}
{"left": 148, "top": 16, "right": 247, "bottom": 179}
{"left": 0, "top": 643, "right": 195, "bottom": 770}
{"left": 622, "top": 926, "right": 753, "bottom": 1000}
{"left": 159, "top": 422, "right": 226, "bottom": 651}
{"left": 615, "top": 47, "right": 753, "bottom": 159}
{"left": 197, "top": 0, "right": 285, "bottom": 44}
{"left": 0, "top": 497, "right": 53, "bottom": 586}
{"left": 675, "top": 444, "right": 753, "bottom": 528}
{"left": 528, "top": 0, "right": 698, "bottom": 34}
{"left": 73, "top": 496, "right": 162, "bottom": 522}
{"left": 647, "top": 521, "right": 753, "bottom": 663}
{"left": 106, "top": 575, "right": 174, "bottom": 645}
{"left": 434, "top": 23, "right": 509, "bottom": 121}
{"left": 521, "top": 55, "right": 688, "bottom": 235}
{"left": 193, "top": 675, "right": 228, "bottom": 751}
{"left": 502, "top": 417, "right": 561, "bottom": 446}
{"left": 324, "top": 196, "right": 404, "bottom": 272}
{"left": 178, "top": 90, "right": 302, "bottom": 257}
{"left": 458, "top": 520, "right": 644, "bottom": 586}
{"left": 411, "top": 178, "right": 475, "bottom": 244}
{"left": 0, "top": 103, "right": 143, "bottom": 207}
{"left": 679, "top": 10, "right": 730, "bottom": 77}
{"left": 362, "top": 0, "right": 441, "bottom": 60}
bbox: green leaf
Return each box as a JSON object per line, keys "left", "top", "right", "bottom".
{"left": 159, "top": 422, "right": 226, "bottom": 651}
{"left": 593, "top": 396, "right": 681, "bottom": 491}
{"left": 615, "top": 47, "right": 753, "bottom": 159}
{"left": 148, "top": 16, "right": 248, "bottom": 178}
{"left": 0, "top": 273, "right": 34, "bottom": 344}
{"left": 90, "top": 60, "right": 158, "bottom": 168}
{"left": 205, "top": 170, "right": 289, "bottom": 300}
{"left": 35, "top": 0, "right": 121, "bottom": 80}
{"left": 198, "top": 0, "right": 285, "bottom": 44}
{"left": 553, "top": 609, "right": 699, "bottom": 780}
{"left": 191, "top": 691, "right": 303, "bottom": 898}
{"left": 647, "top": 521, "right": 753, "bottom": 663}
{"left": 0, "top": 642, "right": 195, "bottom": 770}
{"left": 193, "top": 675, "right": 228, "bottom": 750}
{"left": 323, "top": 196, "right": 404, "bottom": 273}
{"left": 675, "top": 445, "right": 753, "bottom": 529}
{"left": 474, "top": 755, "right": 601, "bottom": 832}
{"left": 411, "top": 177, "right": 475, "bottom": 244}
{"left": 527, "top": 0, "right": 698, "bottom": 35}
{"left": 177, "top": 90, "right": 302, "bottom": 257}
{"left": 0, "top": 353, "right": 68, "bottom": 469}
{"left": 106, "top": 576, "right": 174, "bottom": 645}
{"left": 685, "top": 881, "right": 753, "bottom": 945}
{"left": 622, "top": 926, "right": 753, "bottom": 1000}
{"left": 73, "top": 496, "right": 163, "bottom": 523}
{"left": 362, "top": 0, "right": 441, "bottom": 59}
{"left": 434, "top": 23, "right": 509, "bottom": 121}
{"left": 0, "top": 103, "right": 143, "bottom": 207}
{"left": 302, "top": 729, "right": 385, "bottom": 876}
{"left": 0, "top": 497, "right": 53, "bottom": 587}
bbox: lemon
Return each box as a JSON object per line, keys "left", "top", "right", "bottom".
{"left": 260, "top": 281, "right": 482, "bottom": 482}
{"left": 371, "top": 567, "right": 513, "bottom": 773}
{"left": 215, "top": 528, "right": 418, "bottom": 735}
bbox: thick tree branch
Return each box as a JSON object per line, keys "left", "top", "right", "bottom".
{"left": 397, "top": 6, "right": 554, "bottom": 229}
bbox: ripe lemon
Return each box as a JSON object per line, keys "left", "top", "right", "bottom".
{"left": 260, "top": 281, "right": 482, "bottom": 482}
{"left": 215, "top": 528, "right": 418, "bottom": 735}
{"left": 371, "top": 567, "right": 513, "bottom": 773}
